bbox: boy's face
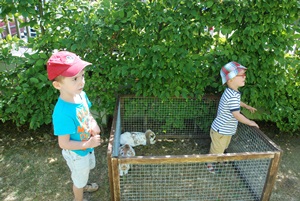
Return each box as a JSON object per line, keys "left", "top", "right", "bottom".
{"left": 233, "top": 69, "right": 246, "bottom": 86}
{"left": 53, "top": 70, "right": 85, "bottom": 97}
{"left": 228, "top": 69, "right": 246, "bottom": 88}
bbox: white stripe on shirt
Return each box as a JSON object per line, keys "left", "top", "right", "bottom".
{"left": 211, "top": 88, "right": 240, "bottom": 135}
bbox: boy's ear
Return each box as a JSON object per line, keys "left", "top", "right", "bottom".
{"left": 52, "top": 81, "right": 61, "bottom": 90}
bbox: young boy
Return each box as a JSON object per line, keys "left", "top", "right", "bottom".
{"left": 47, "top": 51, "right": 101, "bottom": 201}
{"left": 207, "top": 61, "right": 259, "bottom": 173}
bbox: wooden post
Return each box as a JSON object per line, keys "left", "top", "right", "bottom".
{"left": 261, "top": 151, "right": 282, "bottom": 201}
{"left": 111, "top": 158, "right": 121, "bottom": 201}
{"left": 107, "top": 151, "right": 114, "bottom": 201}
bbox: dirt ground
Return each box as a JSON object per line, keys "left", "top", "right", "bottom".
{"left": 0, "top": 121, "right": 300, "bottom": 201}
{"left": 267, "top": 135, "right": 300, "bottom": 201}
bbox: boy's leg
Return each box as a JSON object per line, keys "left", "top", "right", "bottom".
{"left": 207, "top": 129, "right": 232, "bottom": 173}
{"left": 62, "top": 150, "right": 93, "bottom": 200}
{"left": 209, "top": 129, "right": 231, "bottom": 154}
{"left": 73, "top": 185, "right": 84, "bottom": 201}
{"left": 83, "top": 151, "right": 98, "bottom": 192}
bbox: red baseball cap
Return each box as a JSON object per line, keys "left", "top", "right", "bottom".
{"left": 47, "top": 51, "right": 92, "bottom": 80}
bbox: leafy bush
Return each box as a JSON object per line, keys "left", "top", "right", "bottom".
{"left": 0, "top": 0, "right": 299, "bottom": 132}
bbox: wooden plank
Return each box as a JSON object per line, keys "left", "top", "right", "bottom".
{"left": 107, "top": 120, "right": 116, "bottom": 200}
{"left": 118, "top": 152, "right": 276, "bottom": 165}
{"left": 107, "top": 129, "right": 115, "bottom": 200}
{"left": 107, "top": 153, "right": 114, "bottom": 201}
{"left": 111, "top": 158, "right": 121, "bottom": 201}
{"left": 261, "top": 151, "right": 282, "bottom": 201}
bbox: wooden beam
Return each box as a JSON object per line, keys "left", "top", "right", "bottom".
{"left": 261, "top": 151, "right": 282, "bottom": 201}
{"left": 118, "top": 152, "right": 276, "bottom": 165}
{"left": 111, "top": 158, "right": 121, "bottom": 201}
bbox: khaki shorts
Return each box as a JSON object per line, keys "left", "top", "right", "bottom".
{"left": 62, "top": 149, "right": 96, "bottom": 188}
{"left": 209, "top": 129, "right": 232, "bottom": 154}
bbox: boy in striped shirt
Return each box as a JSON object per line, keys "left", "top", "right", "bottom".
{"left": 207, "top": 61, "right": 259, "bottom": 173}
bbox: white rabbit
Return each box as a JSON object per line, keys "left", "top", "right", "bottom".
{"left": 119, "top": 144, "right": 136, "bottom": 176}
{"left": 120, "top": 129, "right": 156, "bottom": 147}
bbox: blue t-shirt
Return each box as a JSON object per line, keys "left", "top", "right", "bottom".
{"left": 52, "top": 91, "right": 94, "bottom": 156}
{"left": 211, "top": 88, "right": 241, "bottom": 135}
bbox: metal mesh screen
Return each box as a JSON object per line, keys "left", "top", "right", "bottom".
{"left": 120, "top": 96, "right": 218, "bottom": 138}
{"left": 228, "top": 123, "right": 279, "bottom": 153}
{"left": 119, "top": 159, "right": 271, "bottom": 201}
{"left": 226, "top": 124, "right": 278, "bottom": 200}
{"left": 108, "top": 96, "right": 282, "bottom": 201}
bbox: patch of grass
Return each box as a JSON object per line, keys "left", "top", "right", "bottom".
{"left": 1, "top": 121, "right": 300, "bottom": 201}
{"left": 0, "top": 122, "right": 110, "bottom": 201}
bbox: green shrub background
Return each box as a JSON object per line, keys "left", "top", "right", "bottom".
{"left": 0, "top": 0, "right": 299, "bottom": 132}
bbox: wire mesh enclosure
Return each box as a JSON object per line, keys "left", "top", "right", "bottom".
{"left": 107, "top": 96, "right": 282, "bottom": 201}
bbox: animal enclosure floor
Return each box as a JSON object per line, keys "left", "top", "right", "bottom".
{"left": 133, "top": 138, "right": 211, "bottom": 156}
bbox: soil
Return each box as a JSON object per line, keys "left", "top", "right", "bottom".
{"left": 1, "top": 121, "right": 300, "bottom": 201}
{"left": 134, "top": 138, "right": 211, "bottom": 156}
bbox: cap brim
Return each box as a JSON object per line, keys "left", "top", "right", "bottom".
{"left": 60, "top": 60, "right": 92, "bottom": 77}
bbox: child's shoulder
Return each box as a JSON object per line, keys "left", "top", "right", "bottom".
{"left": 221, "top": 88, "right": 240, "bottom": 100}
{"left": 54, "top": 98, "right": 76, "bottom": 113}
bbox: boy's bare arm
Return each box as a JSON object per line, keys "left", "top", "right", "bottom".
{"left": 240, "top": 101, "right": 257, "bottom": 113}
{"left": 58, "top": 134, "right": 101, "bottom": 150}
{"left": 232, "top": 111, "right": 259, "bottom": 128}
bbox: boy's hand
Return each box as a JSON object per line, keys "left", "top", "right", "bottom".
{"left": 88, "top": 134, "right": 101, "bottom": 148}
{"left": 246, "top": 105, "right": 257, "bottom": 113}
{"left": 249, "top": 120, "right": 259, "bottom": 128}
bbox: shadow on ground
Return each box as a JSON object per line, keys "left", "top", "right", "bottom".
{"left": 0, "top": 121, "right": 299, "bottom": 201}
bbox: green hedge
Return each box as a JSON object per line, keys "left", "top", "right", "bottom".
{"left": 0, "top": 0, "right": 299, "bottom": 132}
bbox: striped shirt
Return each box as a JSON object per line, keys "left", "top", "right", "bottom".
{"left": 211, "top": 88, "right": 241, "bottom": 135}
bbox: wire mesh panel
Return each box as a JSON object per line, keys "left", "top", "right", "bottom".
{"left": 119, "top": 158, "right": 271, "bottom": 201}
{"left": 229, "top": 123, "right": 279, "bottom": 153}
{"left": 107, "top": 96, "right": 282, "bottom": 201}
{"left": 120, "top": 96, "right": 218, "bottom": 138}
{"left": 227, "top": 124, "right": 280, "bottom": 200}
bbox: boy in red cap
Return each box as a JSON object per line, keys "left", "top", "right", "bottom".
{"left": 47, "top": 51, "right": 101, "bottom": 201}
{"left": 207, "top": 61, "right": 259, "bottom": 173}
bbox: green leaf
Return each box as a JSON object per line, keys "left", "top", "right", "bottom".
{"left": 206, "top": 1, "right": 214, "bottom": 8}
{"left": 30, "top": 77, "right": 39, "bottom": 84}
{"left": 36, "top": 59, "right": 45, "bottom": 66}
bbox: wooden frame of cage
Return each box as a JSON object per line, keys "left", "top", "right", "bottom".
{"left": 107, "top": 96, "right": 282, "bottom": 201}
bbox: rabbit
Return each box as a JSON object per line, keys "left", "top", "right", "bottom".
{"left": 119, "top": 144, "right": 136, "bottom": 176}
{"left": 120, "top": 129, "right": 156, "bottom": 147}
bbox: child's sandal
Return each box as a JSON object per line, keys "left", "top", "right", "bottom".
{"left": 205, "top": 163, "right": 215, "bottom": 174}
{"left": 83, "top": 183, "right": 99, "bottom": 192}
{"left": 207, "top": 165, "right": 216, "bottom": 174}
